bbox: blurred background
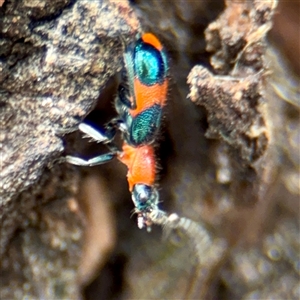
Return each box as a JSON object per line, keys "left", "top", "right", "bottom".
{"left": 0, "top": 0, "right": 299, "bottom": 299}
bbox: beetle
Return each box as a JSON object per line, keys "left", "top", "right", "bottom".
{"left": 66, "top": 33, "right": 168, "bottom": 230}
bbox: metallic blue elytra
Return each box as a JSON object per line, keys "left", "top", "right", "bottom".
{"left": 129, "top": 104, "right": 162, "bottom": 146}
{"left": 134, "top": 40, "right": 167, "bottom": 86}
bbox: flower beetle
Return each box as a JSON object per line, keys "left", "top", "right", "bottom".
{"left": 66, "top": 33, "right": 168, "bottom": 230}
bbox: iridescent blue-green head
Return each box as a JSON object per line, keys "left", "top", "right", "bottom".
{"left": 132, "top": 183, "right": 159, "bottom": 229}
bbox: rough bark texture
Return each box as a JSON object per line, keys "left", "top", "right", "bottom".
{"left": 0, "top": 0, "right": 138, "bottom": 298}
{"left": 1, "top": 0, "right": 299, "bottom": 299}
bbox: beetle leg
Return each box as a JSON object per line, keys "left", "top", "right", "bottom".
{"left": 117, "top": 83, "right": 137, "bottom": 110}
{"left": 78, "top": 123, "right": 113, "bottom": 143}
{"left": 65, "top": 152, "right": 117, "bottom": 167}
{"left": 79, "top": 118, "right": 127, "bottom": 143}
